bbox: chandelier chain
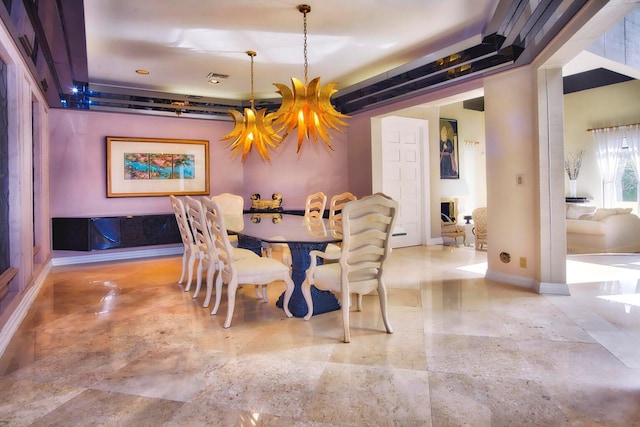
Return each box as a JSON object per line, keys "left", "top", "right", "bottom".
{"left": 249, "top": 52, "right": 255, "bottom": 110}
{"left": 303, "top": 9, "right": 308, "bottom": 84}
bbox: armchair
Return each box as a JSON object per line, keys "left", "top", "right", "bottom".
{"left": 299, "top": 193, "right": 398, "bottom": 343}
{"left": 472, "top": 207, "right": 487, "bottom": 250}
{"left": 441, "top": 213, "right": 466, "bottom": 246}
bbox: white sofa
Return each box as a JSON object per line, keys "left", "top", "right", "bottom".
{"left": 566, "top": 205, "right": 640, "bottom": 254}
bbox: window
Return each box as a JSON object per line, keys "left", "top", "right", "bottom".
{"left": 615, "top": 138, "right": 638, "bottom": 214}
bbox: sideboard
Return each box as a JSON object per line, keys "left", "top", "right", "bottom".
{"left": 52, "top": 214, "right": 181, "bottom": 251}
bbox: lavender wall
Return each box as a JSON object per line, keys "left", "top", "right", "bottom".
{"left": 241, "top": 128, "right": 349, "bottom": 209}
{"left": 49, "top": 109, "right": 349, "bottom": 217}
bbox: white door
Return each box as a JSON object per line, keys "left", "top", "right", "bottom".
{"left": 379, "top": 116, "right": 428, "bottom": 247}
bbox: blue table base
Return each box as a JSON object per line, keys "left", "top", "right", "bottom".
{"left": 274, "top": 241, "right": 341, "bottom": 318}
{"left": 276, "top": 284, "right": 340, "bottom": 318}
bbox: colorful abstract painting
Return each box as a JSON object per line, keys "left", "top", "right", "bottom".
{"left": 107, "top": 137, "right": 208, "bottom": 197}
{"left": 124, "top": 153, "right": 195, "bottom": 180}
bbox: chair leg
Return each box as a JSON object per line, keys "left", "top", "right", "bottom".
{"left": 192, "top": 256, "right": 204, "bottom": 298}
{"left": 301, "top": 279, "right": 314, "bottom": 321}
{"left": 341, "top": 291, "right": 351, "bottom": 343}
{"left": 223, "top": 279, "right": 239, "bottom": 328}
{"left": 184, "top": 251, "right": 197, "bottom": 292}
{"left": 282, "top": 276, "right": 294, "bottom": 318}
{"left": 253, "top": 285, "right": 268, "bottom": 302}
{"left": 202, "top": 266, "right": 216, "bottom": 308}
{"left": 378, "top": 281, "right": 394, "bottom": 335}
{"left": 211, "top": 272, "right": 223, "bottom": 315}
{"left": 282, "top": 249, "right": 292, "bottom": 269}
{"left": 178, "top": 251, "right": 187, "bottom": 284}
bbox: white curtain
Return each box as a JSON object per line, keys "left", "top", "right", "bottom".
{"left": 593, "top": 127, "right": 624, "bottom": 208}
{"left": 624, "top": 124, "right": 640, "bottom": 212}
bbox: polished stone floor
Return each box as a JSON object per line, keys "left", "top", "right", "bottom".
{"left": 1, "top": 245, "right": 639, "bottom": 426}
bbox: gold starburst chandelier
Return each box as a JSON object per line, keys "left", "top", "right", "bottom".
{"left": 221, "top": 51, "right": 282, "bottom": 163}
{"left": 272, "top": 4, "right": 349, "bottom": 153}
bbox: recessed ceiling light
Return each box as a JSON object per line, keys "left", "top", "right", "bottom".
{"left": 136, "top": 69, "right": 150, "bottom": 75}
{"left": 207, "top": 72, "right": 228, "bottom": 84}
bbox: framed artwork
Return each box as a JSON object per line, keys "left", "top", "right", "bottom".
{"left": 439, "top": 118, "right": 459, "bottom": 179}
{"left": 106, "top": 137, "right": 209, "bottom": 197}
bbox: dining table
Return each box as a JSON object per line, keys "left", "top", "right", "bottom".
{"left": 226, "top": 212, "right": 342, "bottom": 318}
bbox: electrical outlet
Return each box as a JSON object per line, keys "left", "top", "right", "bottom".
{"left": 520, "top": 257, "right": 527, "bottom": 268}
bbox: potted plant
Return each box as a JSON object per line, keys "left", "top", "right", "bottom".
{"left": 564, "top": 150, "right": 585, "bottom": 197}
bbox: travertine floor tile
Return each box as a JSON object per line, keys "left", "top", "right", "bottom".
{"left": 0, "top": 247, "right": 639, "bottom": 425}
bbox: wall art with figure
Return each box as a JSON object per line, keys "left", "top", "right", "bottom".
{"left": 439, "top": 118, "right": 459, "bottom": 179}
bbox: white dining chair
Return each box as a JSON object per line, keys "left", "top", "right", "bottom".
{"left": 325, "top": 191, "right": 357, "bottom": 255}
{"left": 202, "top": 197, "right": 294, "bottom": 328}
{"left": 202, "top": 196, "right": 267, "bottom": 301}
{"left": 305, "top": 191, "right": 327, "bottom": 218}
{"left": 169, "top": 195, "right": 199, "bottom": 291}
{"left": 300, "top": 193, "right": 399, "bottom": 343}
{"left": 265, "top": 191, "right": 328, "bottom": 267}
{"left": 209, "top": 192, "right": 244, "bottom": 246}
{"left": 184, "top": 196, "right": 259, "bottom": 307}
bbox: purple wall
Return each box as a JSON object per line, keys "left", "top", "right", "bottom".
{"left": 49, "top": 109, "right": 349, "bottom": 217}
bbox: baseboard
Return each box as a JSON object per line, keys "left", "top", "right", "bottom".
{"left": 51, "top": 246, "right": 183, "bottom": 266}
{"left": 485, "top": 269, "right": 538, "bottom": 290}
{"left": 536, "top": 281, "right": 571, "bottom": 295}
{"left": 0, "top": 262, "right": 52, "bottom": 357}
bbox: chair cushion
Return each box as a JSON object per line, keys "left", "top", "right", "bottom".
{"left": 312, "top": 263, "right": 341, "bottom": 286}
{"left": 234, "top": 257, "right": 290, "bottom": 283}
{"left": 312, "top": 263, "right": 380, "bottom": 290}
{"left": 593, "top": 207, "right": 632, "bottom": 221}
{"left": 325, "top": 243, "right": 342, "bottom": 254}
{"left": 232, "top": 247, "right": 260, "bottom": 259}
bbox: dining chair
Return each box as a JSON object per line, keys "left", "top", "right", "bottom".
{"left": 184, "top": 196, "right": 259, "bottom": 307}
{"left": 305, "top": 191, "right": 327, "bottom": 218}
{"left": 202, "top": 197, "right": 294, "bottom": 328}
{"left": 265, "top": 191, "right": 328, "bottom": 267}
{"left": 299, "top": 193, "right": 399, "bottom": 343}
{"left": 169, "top": 195, "right": 199, "bottom": 291}
{"left": 202, "top": 195, "right": 267, "bottom": 302}
{"left": 209, "top": 192, "right": 244, "bottom": 246}
{"left": 325, "top": 192, "right": 357, "bottom": 255}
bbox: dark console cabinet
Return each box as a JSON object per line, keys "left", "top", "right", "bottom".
{"left": 52, "top": 214, "right": 181, "bottom": 251}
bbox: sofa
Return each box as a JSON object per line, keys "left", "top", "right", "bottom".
{"left": 566, "top": 205, "right": 640, "bottom": 254}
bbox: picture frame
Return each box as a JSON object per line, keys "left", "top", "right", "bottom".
{"left": 106, "top": 136, "right": 209, "bottom": 197}
{"left": 439, "top": 118, "right": 459, "bottom": 179}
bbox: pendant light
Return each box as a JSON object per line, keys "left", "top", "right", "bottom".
{"left": 271, "top": 4, "right": 349, "bottom": 153}
{"left": 221, "top": 51, "right": 282, "bottom": 163}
